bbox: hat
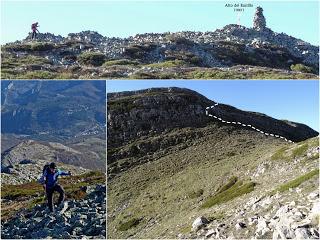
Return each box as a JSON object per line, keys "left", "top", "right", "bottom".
{"left": 49, "top": 162, "right": 56, "bottom": 169}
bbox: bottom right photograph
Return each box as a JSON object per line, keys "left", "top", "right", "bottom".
{"left": 107, "top": 80, "right": 319, "bottom": 239}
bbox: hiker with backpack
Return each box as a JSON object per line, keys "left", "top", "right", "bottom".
{"left": 31, "top": 22, "right": 40, "bottom": 39}
{"left": 39, "top": 162, "right": 71, "bottom": 212}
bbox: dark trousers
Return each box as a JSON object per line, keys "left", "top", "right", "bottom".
{"left": 46, "top": 184, "right": 65, "bottom": 212}
{"left": 32, "top": 31, "right": 37, "bottom": 39}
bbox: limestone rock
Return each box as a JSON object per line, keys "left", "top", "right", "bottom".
{"left": 192, "top": 216, "right": 209, "bottom": 231}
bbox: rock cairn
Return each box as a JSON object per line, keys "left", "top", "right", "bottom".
{"left": 253, "top": 7, "right": 267, "bottom": 31}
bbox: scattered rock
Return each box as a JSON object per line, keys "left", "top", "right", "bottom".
{"left": 307, "top": 192, "right": 319, "bottom": 200}
{"left": 1, "top": 185, "right": 106, "bottom": 239}
{"left": 255, "top": 217, "right": 270, "bottom": 237}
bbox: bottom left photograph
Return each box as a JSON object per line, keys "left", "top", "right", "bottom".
{"left": 0, "top": 80, "right": 106, "bottom": 239}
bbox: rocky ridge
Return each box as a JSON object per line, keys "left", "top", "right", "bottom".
{"left": 108, "top": 87, "right": 318, "bottom": 147}
{"left": 107, "top": 87, "right": 318, "bottom": 179}
{"left": 9, "top": 24, "right": 318, "bottom": 67}
{"left": 2, "top": 7, "right": 318, "bottom": 79}
{"left": 1, "top": 184, "right": 106, "bottom": 239}
{"left": 1, "top": 137, "right": 105, "bottom": 178}
{"left": 1, "top": 139, "right": 90, "bottom": 185}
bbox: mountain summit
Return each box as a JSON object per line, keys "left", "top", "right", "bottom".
{"left": 2, "top": 7, "right": 318, "bottom": 79}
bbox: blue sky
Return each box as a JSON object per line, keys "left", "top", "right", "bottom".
{"left": 107, "top": 80, "right": 319, "bottom": 131}
{"left": 1, "top": 1, "right": 319, "bottom": 44}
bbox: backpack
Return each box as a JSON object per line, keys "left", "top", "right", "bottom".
{"left": 43, "top": 164, "right": 50, "bottom": 175}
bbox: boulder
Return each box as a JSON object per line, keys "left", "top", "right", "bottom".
{"left": 19, "top": 159, "right": 35, "bottom": 164}
{"left": 192, "top": 216, "right": 209, "bottom": 231}
{"left": 272, "top": 225, "right": 295, "bottom": 239}
{"left": 255, "top": 217, "right": 270, "bottom": 237}
{"left": 235, "top": 222, "right": 246, "bottom": 229}
{"left": 307, "top": 192, "right": 319, "bottom": 200}
{"left": 294, "top": 228, "right": 312, "bottom": 239}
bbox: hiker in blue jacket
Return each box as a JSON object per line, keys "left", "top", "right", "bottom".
{"left": 39, "top": 162, "right": 71, "bottom": 212}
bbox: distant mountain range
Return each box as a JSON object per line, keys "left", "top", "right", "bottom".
{"left": 1, "top": 80, "right": 106, "bottom": 140}
{"left": 1, "top": 80, "right": 106, "bottom": 173}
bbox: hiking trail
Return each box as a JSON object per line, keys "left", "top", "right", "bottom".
{"left": 205, "top": 103, "right": 294, "bottom": 143}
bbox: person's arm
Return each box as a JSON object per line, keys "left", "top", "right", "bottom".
{"left": 58, "top": 169, "right": 71, "bottom": 176}
{"left": 38, "top": 171, "right": 47, "bottom": 190}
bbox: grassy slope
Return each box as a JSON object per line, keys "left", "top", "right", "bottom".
{"left": 108, "top": 131, "right": 319, "bottom": 239}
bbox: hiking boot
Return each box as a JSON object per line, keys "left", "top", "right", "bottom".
{"left": 43, "top": 208, "right": 53, "bottom": 216}
{"left": 57, "top": 201, "right": 69, "bottom": 214}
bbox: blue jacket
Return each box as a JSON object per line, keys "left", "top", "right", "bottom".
{"left": 39, "top": 169, "right": 70, "bottom": 188}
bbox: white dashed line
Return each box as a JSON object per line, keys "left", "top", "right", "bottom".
{"left": 205, "top": 103, "right": 294, "bottom": 143}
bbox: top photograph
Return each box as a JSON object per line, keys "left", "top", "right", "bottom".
{"left": 1, "top": 1, "right": 319, "bottom": 80}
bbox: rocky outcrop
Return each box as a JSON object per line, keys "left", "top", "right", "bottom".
{"left": 108, "top": 87, "right": 212, "bottom": 148}
{"left": 25, "top": 32, "right": 64, "bottom": 43}
{"left": 1, "top": 185, "right": 106, "bottom": 239}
